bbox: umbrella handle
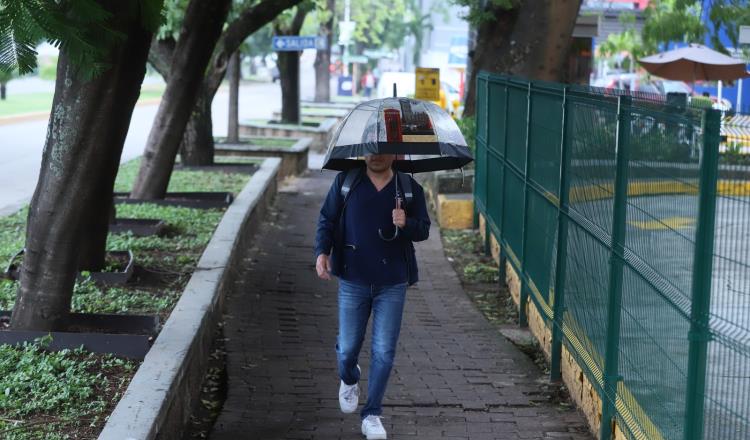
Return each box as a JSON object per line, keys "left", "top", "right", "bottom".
{"left": 378, "top": 227, "right": 399, "bottom": 241}
{"left": 379, "top": 171, "right": 401, "bottom": 242}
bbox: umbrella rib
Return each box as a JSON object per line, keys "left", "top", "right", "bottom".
{"left": 375, "top": 96, "right": 385, "bottom": 148}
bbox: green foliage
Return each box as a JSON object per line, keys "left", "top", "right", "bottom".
{"left": 386, "top": 0, "right": 446, "bottom": 64}
{"left": 0, "top": 0, "right": 165, "bottom": 77}
{"left": 642, "top": 0, "right": 705, "bottom": 53}
{"left": 0, "top": 156, "right": 249, "bottom": 438}
{"left": 114, "top": 157, "right": 251, "bottom": 194}
{"left": 0, "top": 0, "right": 114, "bottom": 76}
{"left": 157, "top": 0, "right": 190, "bottom": 40}
{"left": 639, "top": 0, "right": 750, "bottom": 56}
{"left": 709, "top": 1, "right": 750, "bottom": 54}
{"left": 38, "top": 55, "right": 57, "bottom": 80}
{"left": 0, "top": 207, "right": 26, "bottom": 263}
{"left": 690, "top": 95, "right": 713, "bottom": 109}
{"left": 450, "top": 0, "right": 516, "bottom": 26}
{"left": 721, "top": 142, "right": 750, "bottom": 165}
{"left": 463, "top": 261, "right": 499, "bottom": 283}
{"left": 273, "top": 1, "right": 314, "bottom": 34}
{"left": 456, "top": 116, "right": 476, "bottom": 154}
{"left": 242, "top": 23, "right": 274, "bottom": 60}
{"left": 0, "top": 341, "right": 136, "bottom": 438}
{"left": 599, "top": 12, "right": 646, "bottom": 70}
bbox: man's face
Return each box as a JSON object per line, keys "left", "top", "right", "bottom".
{"left": 364, "top": 154, "right": 396, "bottom": 173}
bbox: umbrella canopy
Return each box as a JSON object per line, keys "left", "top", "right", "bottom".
{"left": 638, "top": 44, "right": 750, "bottom": 82}
{"left": 322, "top": 97, "right": 473, "bottom": 173}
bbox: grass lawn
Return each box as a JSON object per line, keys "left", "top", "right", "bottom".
{"left": 214, "top": 156, "right": 265, "bottom": 164}
{"left": 300, "top": 107, "right": 348, "bottom": 117}
{"left": 0, "top": 86, "right": 165, "bottom": 118}
{"left": 0, "top": 93, "right": 53, "bottom": 118}
{"left": 244, "top": 118, "right": 322, "bottom": 129}
{"left": 0, "top": 157, "right": 252, "bottom": 438}
{"left": 215, "top": 136, "right": 298, "bottom": 149}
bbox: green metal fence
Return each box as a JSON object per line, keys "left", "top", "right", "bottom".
{"left": 474, "top": 72, "right": 749, "bottom": 440}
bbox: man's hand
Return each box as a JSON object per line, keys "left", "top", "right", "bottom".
{"left": 316, "top": 253, "right": 332, "bottom": 280}
{"left": 392, "top": 208, "right": 406, "bottom": 228}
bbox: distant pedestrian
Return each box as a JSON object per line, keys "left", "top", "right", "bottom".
{"left": 363, "top": 70, "right": 375, "bottom": 98}
{"left": 314, "top": 154, "right": 430, "bottom": 439}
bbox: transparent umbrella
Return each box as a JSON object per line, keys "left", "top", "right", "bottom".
{"left": 322, "top": 96, "right": 473, "bottom": 173}
{"left": 322, "top": 93, "right": 473, "bottom": 241}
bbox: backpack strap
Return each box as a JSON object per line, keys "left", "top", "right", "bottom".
{"left": 396, "top": 171, "right": 413, "bottom": 208}
{"left": 340, "top": 168, "right": 412, "bottom": 208}
{"left": 340, "top": 167, "right": 363, "bottom": 202}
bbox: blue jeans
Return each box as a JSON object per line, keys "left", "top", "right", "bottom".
{"left": 337, "top": 279, "right": 407, "bottom": 419}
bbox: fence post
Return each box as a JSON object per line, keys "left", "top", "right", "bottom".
{"left": 484, "top": 220, "right": 492, "bottom": 256}
{"left": 498, "top": 78, "right": 510, "bottom": 287}
{"left": 683, "top": 108, "right": 721, "bottom": 440}
{"left": 518, "top": 81, "right": 533, "bottom": 328}
{"left": 550, "top": 87, "right": 571, "bottom": 382}
{"left": 600, "top": 95, "right": 631, "bottom": 440}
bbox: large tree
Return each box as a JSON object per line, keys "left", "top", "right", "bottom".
{"left": 129, "top": 0, "right": 233, "bottom": 199}
{"left": 274, "top": 4, "right": 312, "bottom": 124}
{"left": 2, "top": 0, "right": 162, "bottom": 331}
{"left": 455, "top": 0, "right": 583, "bottom": 116}
{"left": 134, "top": 0, "right": 303, "bottom": 182}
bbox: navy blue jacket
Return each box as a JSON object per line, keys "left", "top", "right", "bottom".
{"left": 314, "top": 171, "right": 430, "bottom": 285}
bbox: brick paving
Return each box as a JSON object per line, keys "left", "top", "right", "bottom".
{"left": 210, "top": 171, "right": 593, "bottom": 440}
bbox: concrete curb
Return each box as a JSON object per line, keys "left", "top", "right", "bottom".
{"left": 98, "top": 157, "right": 281, "bottom": 440}
{"left": 239, "top": 118, "right": 339, "bottom": 152}
{"left": 215, "top": 137, "right": 311, "bottom": 179}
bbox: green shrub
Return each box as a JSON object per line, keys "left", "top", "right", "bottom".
{"left": 38, "top": 56, "right": 58, "bottom": 81}
{"left": 456, "top": 116, "right": 476, "bottom": 159}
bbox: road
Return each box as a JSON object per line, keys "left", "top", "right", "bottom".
{"left": 0, "top": 76, "right": 321, "bottom": 216}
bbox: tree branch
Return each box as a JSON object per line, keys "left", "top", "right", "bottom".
{"left": 290, "top": 5, "right": 309, "bottom": 35}
{"left": 205, "top": 0, "right": 304, "bottom": 94}
{"left": 147, "top": 36, "right": 176, "bottom": 81}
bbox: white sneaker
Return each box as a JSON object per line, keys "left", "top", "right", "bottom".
{"left": 361, "top": 415, "right": 387, "bottom": 439}
{"left": 339, "top": 365, "right": 361, "bottom": 413}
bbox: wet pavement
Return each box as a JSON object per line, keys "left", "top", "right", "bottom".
{"left": 209, "top": 171, "right": 592, "bottom": 440}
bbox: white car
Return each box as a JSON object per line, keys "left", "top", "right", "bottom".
{"left": 376, "top": 72, "right": 416, "bottom": 98}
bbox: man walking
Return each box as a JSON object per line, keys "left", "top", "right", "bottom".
{"left": 314, "top": 153, "right": 430, "bottom": 439}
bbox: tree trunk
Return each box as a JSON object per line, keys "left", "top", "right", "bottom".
{"left": 275, "top": 6, "right": 308, "bottom": 125}
{"left": 77, "top": 190, "right": 116, "bottom": 272}
{"left": 179, "top": 88, "right": 215, "bottom": 165}
{"left": 0, "top": 83, "right": 6, "bottom": 100}
{"left": 130, "top": 0, "right": 232, "bottom": 199}
{"left": 227, "top": 50, "right": 240, "bottom": 143}
{"left": 278, "top": 50, "right": 301, "bottom": 124}
{"left": 314, "top": 0, "right": 334, "bottom": 102}
{"left": 11, "top": 1, "right": 152, "bottom": 331}
{"left": 463, "top": 0, "right": 582, "bottom": 116}
{"left": 136, "top": 0, "right": 302, "bottom": 195}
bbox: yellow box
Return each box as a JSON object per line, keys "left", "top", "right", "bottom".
{"left": 436, "top": 193, "right": 473, "bottom": 229}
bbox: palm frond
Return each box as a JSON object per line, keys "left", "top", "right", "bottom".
{"left": 0, "top": 1, "right": 44, "bottom": 74}
{"left": 0, "top": 0, "right": 151, "bottom": 79}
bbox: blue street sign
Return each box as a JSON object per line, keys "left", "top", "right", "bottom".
{"left": 272, "top": 36, "right": 327, "bottom": 51}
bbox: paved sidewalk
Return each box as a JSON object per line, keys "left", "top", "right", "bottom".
{"left": 210, "top": 171, "right": 592, "bottom": 440}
